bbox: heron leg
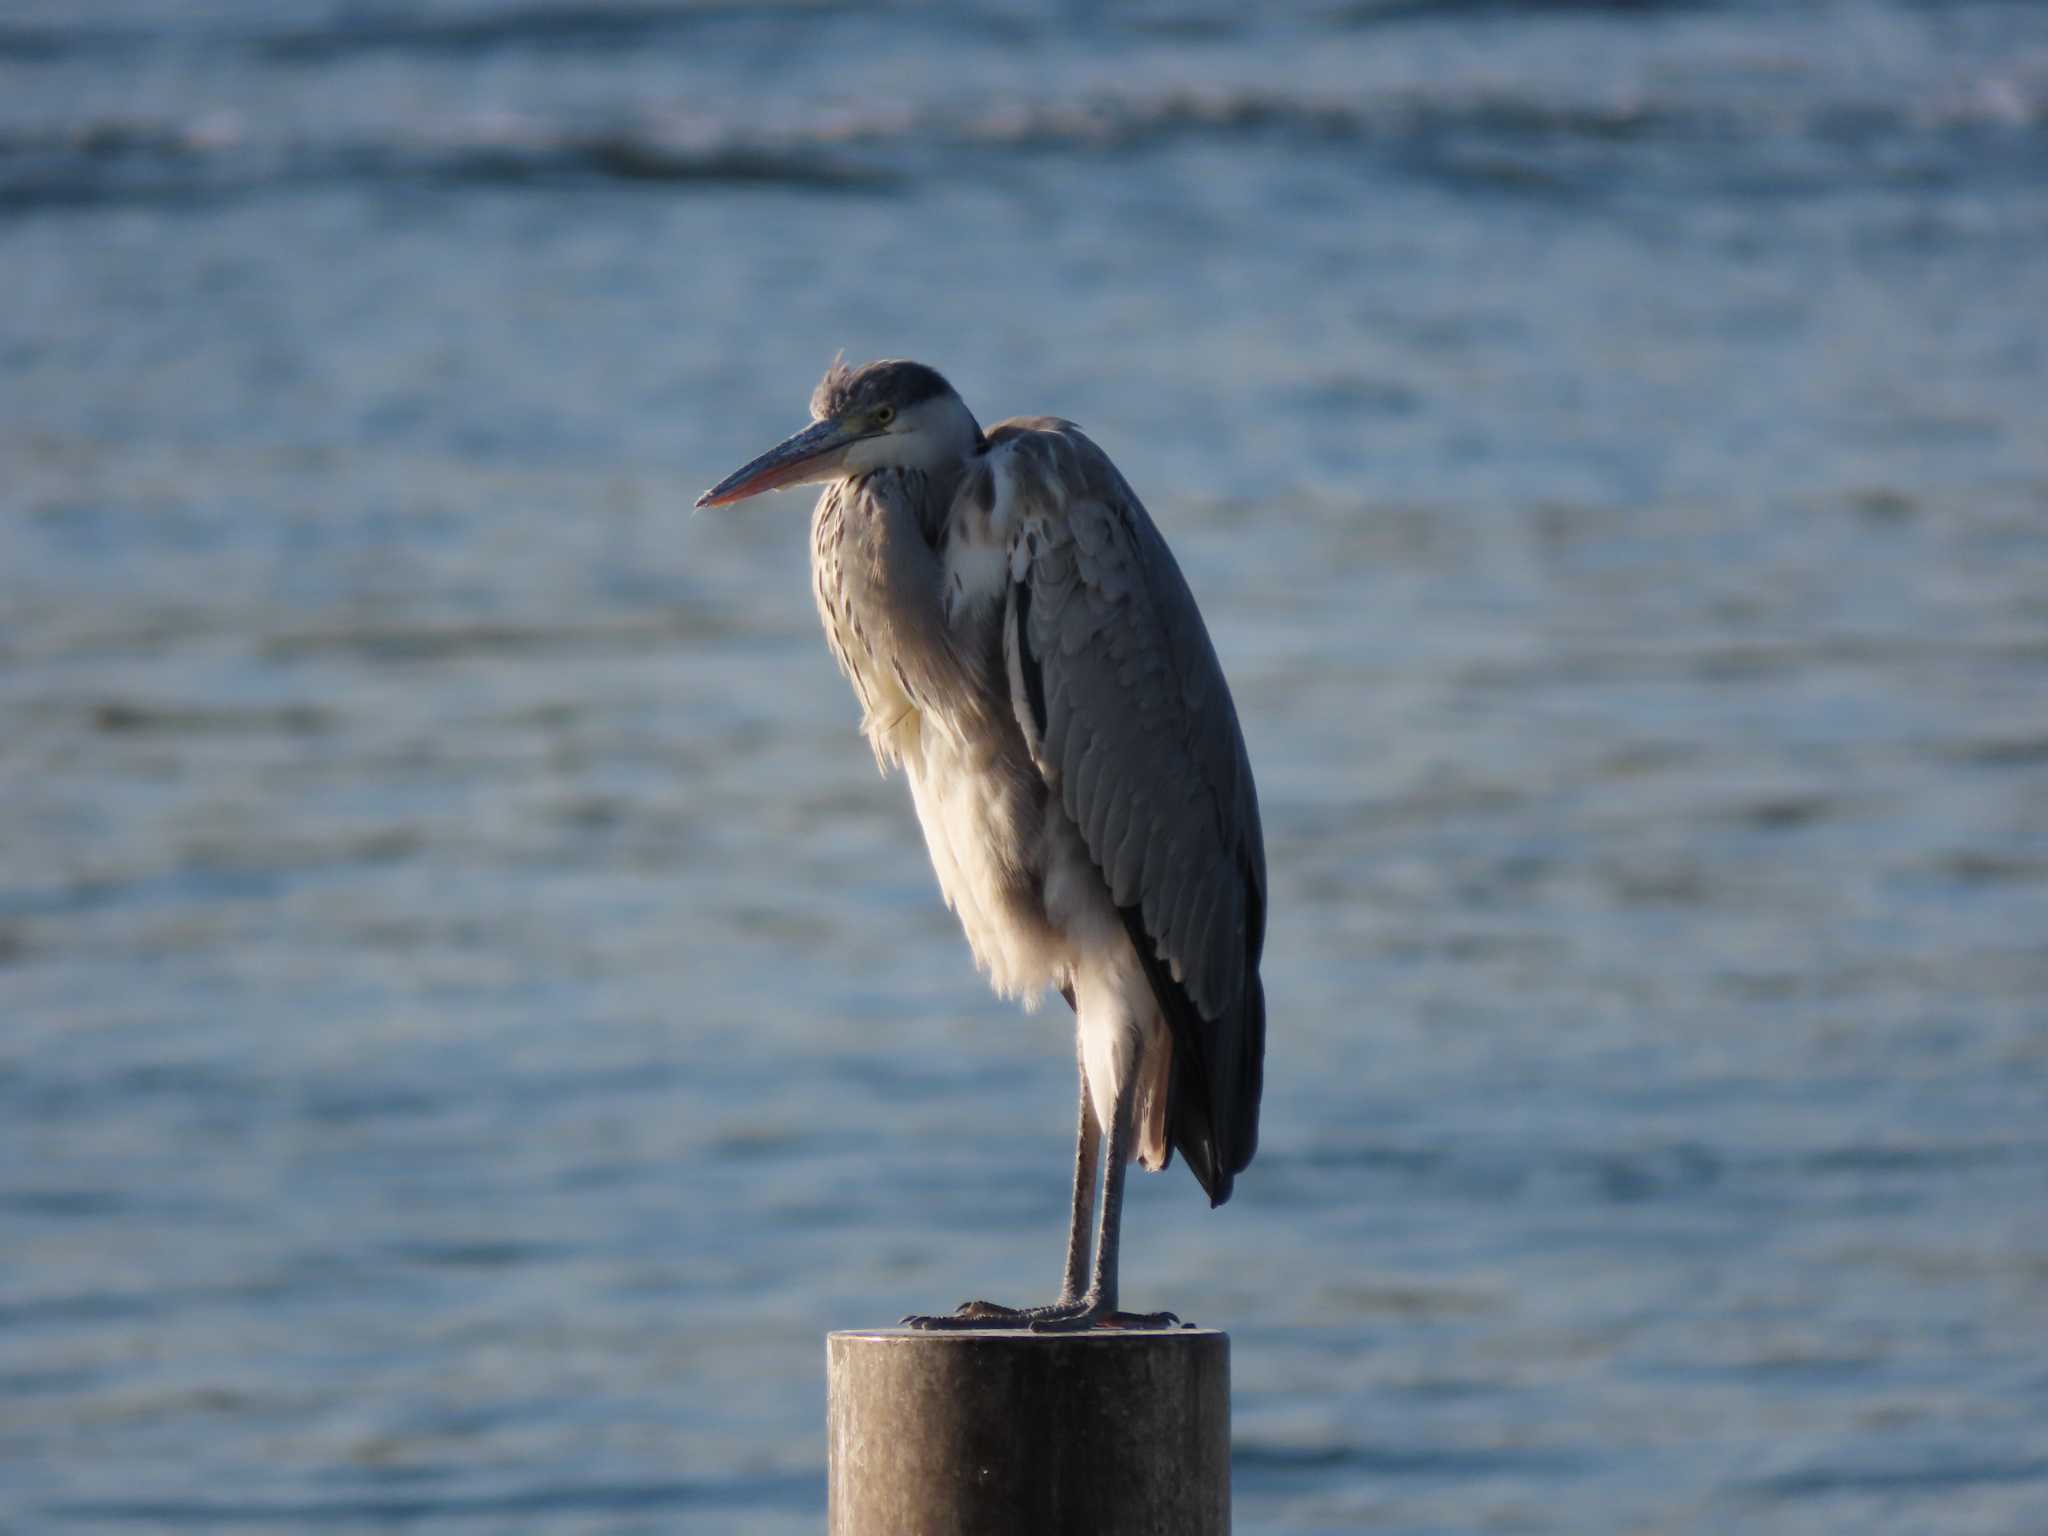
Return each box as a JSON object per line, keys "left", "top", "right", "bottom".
{"left": 1057, "top": 1057, "right": 1100, "bottom": 1304}
{"left": 1029, "top": 1065, "right": 1179, "bottom": 1333}
{"left": 902, "top": 1058, "right": 1102, "bottom": 1330}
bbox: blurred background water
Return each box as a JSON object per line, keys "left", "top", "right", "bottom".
{"left": 4, "top": 1, "right": 2048, "bottom": 1531}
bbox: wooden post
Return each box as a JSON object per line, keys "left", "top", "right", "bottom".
{"left": 827, "top": 1326, "right": 1229, "bottom": 1536}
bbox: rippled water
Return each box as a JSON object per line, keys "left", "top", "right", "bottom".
{"left": 4, "top": 2, "right": 2048, "bottom": 1531}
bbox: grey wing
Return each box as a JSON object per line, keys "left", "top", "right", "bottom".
{"left": 989, "top": 419, "right": 1267, "bottom": 1206}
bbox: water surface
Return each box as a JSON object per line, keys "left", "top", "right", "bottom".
{"left": 4, "top": 2, "right": 2048, "bottom": 1531}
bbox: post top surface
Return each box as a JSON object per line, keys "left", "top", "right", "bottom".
{"left": 830, "top": 1326, "right": 1226, "bottom": 1344}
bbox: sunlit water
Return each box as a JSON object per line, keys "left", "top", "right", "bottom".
{"left": 4, "top": 2, "right": 2047, "bottom": 1531}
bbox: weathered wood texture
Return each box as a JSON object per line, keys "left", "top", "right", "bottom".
{"left": 827, "top": 1327, "right": 1229, "bottom": 1536}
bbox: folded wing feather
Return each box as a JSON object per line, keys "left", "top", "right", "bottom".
{"left": 983, "top": 418, "right": 1268, "bottom": 1205}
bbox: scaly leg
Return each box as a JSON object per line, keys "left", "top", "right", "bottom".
{"left": 1057, "top": 1062, "right": 1099, "bottom": 1304}
{"left": 1028, "top": 1065, "right": 1178, "bottom": 1333}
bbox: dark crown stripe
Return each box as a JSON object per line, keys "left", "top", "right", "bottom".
{"left": 812, "top": 357, "right": 957, "bottom": 420}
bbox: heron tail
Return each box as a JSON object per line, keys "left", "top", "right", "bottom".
{"left": 1118, "top": 905, "right": 1265, "bottom": 1208}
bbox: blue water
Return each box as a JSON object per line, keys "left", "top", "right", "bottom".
{"left": 4, "top": 2, "right": 2048, "bottom": 1531}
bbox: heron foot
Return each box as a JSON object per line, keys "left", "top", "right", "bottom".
{"left": 1028, "top": 1303, "right": 1181, "bottom": 1334}
{"left": 901, "top": 1297, "right": 1091, "bottom": 1330}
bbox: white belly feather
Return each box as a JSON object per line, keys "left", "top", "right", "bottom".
{"left": 901, "top": 727, "right": 1060, "bottom": 1001}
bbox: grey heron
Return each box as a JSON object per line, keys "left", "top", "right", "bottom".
{"left": 698, "top": 359, "right": 1266, "bottom": 1330}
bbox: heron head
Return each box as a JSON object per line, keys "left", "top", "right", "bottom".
{"left": 695, "top": 358, "right": 983, "bottom": 509}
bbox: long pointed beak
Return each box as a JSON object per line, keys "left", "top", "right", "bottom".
{"left": 695, "top": 418, "right": 863, "bottom": 509}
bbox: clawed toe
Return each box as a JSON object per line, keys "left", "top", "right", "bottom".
{"left": 902, "top": 1300, "right": 1030, "bottom": 1330}
{"left": 954, "top": 1299, "right": 1024, "bottom": 1320}
{"left": 1029, "top": 1306, "right": 1182, "bottom": 1334}
{"left": 1110, "top": 1309, "right": 1182, "bottom": 1330}
{"left": 902, "top": 1297, "right": 1099, "bottom": 1330}
{"left": 901, "top": 1294, "right": 1185, "bottom": 1332}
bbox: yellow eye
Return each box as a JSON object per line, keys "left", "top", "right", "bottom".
{"left": 874, "top": 405, "right": 896, "bottom": 427}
